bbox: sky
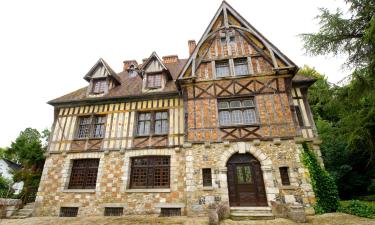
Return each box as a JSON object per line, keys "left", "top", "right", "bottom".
{"left": 0, "top": 0, "right": 349, "bottom": 147}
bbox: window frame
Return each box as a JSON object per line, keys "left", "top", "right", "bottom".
{"left": 279, "top": 167, "right": 291, "bottom": 186}
{"left": 75, "top": 114, "right": 106, "bottom": 140}
{"left": 202, "top": 168, "right": 212, "bottom": 187}
{"left": 68, "top": 159, "right": 100, "bottom": 190}
{"left": 218, "top": 98, "right": 259, "bottom": 127}
{"left": 91, "top": 78, "right": 107, "bottom": 94}
{"left": 215, "top": 60, "right": 230, "bottom": 78}
{"left": 234, "top": 58, "right": 249, "bottom": 76}
{"left": 135, "top": 111, "right": 169, "bottom": 137}
{"left": 129, "top": 156, "right": 170, "bottom": 189}
{"left": 146, "top": 73, "right": 162, "bottom": 89}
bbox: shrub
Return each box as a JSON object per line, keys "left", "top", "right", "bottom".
{"left": 302, "top": 142, "right": 339, "bottom": 213}
{"left": 338, "top": 200, "right": 375, "bottom": 218}
{"left": 0, "top": 176, "right": 14, "bottom": 198}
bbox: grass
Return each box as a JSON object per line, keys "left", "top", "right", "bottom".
{"left": 338, "top": 200, "right": 375, "bottom": 218}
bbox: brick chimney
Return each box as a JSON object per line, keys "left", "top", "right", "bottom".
{"left": 162, "top": 55, "right": 179, "bottom": 64}
{"left": 188, "top": 40, "right": 196, "bottom": 56}
{"left": 123, "top": 60, "right": 138, "bottom": 71}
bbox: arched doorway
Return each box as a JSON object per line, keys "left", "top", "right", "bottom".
{"left": 226, "top": 153, "right": 268, "bottom": 206}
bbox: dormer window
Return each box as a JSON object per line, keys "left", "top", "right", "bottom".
{"left": 92, "top": 79, "right": 106, "bottom": 94}
{"left": 147, "top": 74, "right": 162, "bottom": 88}
{"left": 129, "top": 65, "right": 137, "bottom": 77}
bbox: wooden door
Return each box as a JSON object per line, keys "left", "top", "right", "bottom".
{"left": 227, "top": 153, "right": 268, "bottom": 206}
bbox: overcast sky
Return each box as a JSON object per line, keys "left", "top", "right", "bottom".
{"left": 0, "top": 0, "right": 348, "bottom": 147}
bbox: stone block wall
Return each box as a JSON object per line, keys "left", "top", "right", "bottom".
{"left": 35, "top": 148, "right": 186, "bottom": 216}
{"left": 35, "top": 140, "right": 316, "bottom": 217}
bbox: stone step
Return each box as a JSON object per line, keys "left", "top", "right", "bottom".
{"left": 9, "top": 215, "right": 29, "bottom": 219}
{"left": 230, "top": 206, "right": 274, "bottom": 220}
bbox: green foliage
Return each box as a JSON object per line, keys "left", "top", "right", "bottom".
{"left": 0, "top": 176, "right": 14, "bottom": 198}
{"left": 6, "top": 128, "right": 48, "bottom": 203}
{"left": 338, "top": 200, "right": 375, "bottom": 218}
{"left": 302, "top": 143, "right": 339, "bottom": 213}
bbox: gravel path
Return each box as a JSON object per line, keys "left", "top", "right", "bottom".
{"left": 0, "top": 213, "right": 374, "bottom": 225}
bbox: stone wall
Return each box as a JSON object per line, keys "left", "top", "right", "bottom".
{"left": 35, "top": 140, "right": 316, "bottom": 217}
{"left": 184, "top": 140, "right": 316, "bottom": 216}
{"left": 0, "top": 198, "right": 21, "bottom": 218}
{"left": 35, "top": 148, "right": 186, "bottom": 216}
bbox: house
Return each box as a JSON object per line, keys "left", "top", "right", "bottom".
{"left": 0, "top": 158, "right": 23, "bottom": 195}
{"left": 34, "top": 1, "right": 321, "bottom": 218}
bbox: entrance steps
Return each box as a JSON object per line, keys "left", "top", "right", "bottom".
{"left": 230, "top": 206, "right": 275, "bottom": 220}
{"left": 9, "top": 202, "right": 35, "bottom": 219}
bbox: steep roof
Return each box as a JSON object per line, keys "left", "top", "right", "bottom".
{"left": 48, "top": 59, "right": 187, "bottom": 105}
{"left": 1, "top": 158, "right": 22, "bottom": 171}
{"left": 292, "top": 74, "right": 317, "bottom": 87}
{"left": 178, "top": 1, "right": 298, "bottom": 80}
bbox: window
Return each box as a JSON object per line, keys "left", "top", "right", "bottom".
{"left": 215, "top": 60, "right": 230, "bottom": 77}
{"left": 160, "top": 208, "right": 181, "bottom": 217}
{"left": 279, "top": 167, "right": 291, "bottom": 185}
{"left": 234, "top": 58, "right": 249, "bottom": 76}
{"left": 236, "top": 165, "right": 252, "bottom": 184}
{"left": 92, "top": 79, "right": 106, "bottom": 94}
{"left": 104, "top": 207, "right": 123, "bottom": 216}
{"left": 129, "top": 65, "right": 137, "bottom": 77}
{"left": 68, "top": 159, "right": 99, "bottom": 189}
{"left": 136, "top": 111, "right": 168, "bottom": 136}
{"left": 76, "top": 115, "right": 106, "bottom": 139}
{"left": 202, "top": 168, "right": 212, "bottom": 187}
{"left": 130, "top": 156, "right": 170, "bottom": 189}
{"left": 147, "top": 74, "right": 162, "bottom": 88}
{"left": 60, "top": 207, "right": 78, "bottom": 217}
{"left": 295, "top": 106, "right": 304, "bottom": 127}
{"left": 218, "top": 99, "right": 257, "bottom": 126}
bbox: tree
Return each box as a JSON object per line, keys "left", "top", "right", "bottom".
{"left": 299, "top": 65, "right": 375, "bottom": 199}
{"left": 8, "top": 128, "right": 48, "bottom": 203}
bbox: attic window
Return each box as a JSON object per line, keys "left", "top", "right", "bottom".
{"left": 92, "top": 79, "right": 106, "bottom": 94}
{"left": 147, "top": 74, "right": 162, "bottom": 88}
{"left": 129, "top": 65, "right": 137, "bottom": 77}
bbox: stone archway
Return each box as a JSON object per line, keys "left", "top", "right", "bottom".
{"left": 226, "top": 153, "right": 268, "bottom": 206}
{"left": 218, "top": 142, "right": 278, "bottom": 206}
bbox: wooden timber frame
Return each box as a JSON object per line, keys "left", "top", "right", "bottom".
{"left": 48, "top": 96, "right": 185, "bottom": 153}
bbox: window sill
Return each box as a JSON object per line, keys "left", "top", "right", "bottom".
{"left": 125, "top": 188, "right": 171, "bottom": 193}
{"left": 203, "top": 186, "right": 214, "bottom": 191}
{"left": 73, "top": 137, "right": 104, "bottom": 141}
{"left": 62, "top": 189, "right": 96, "bottom": 193}
{"left": 134, "top": 134, "right": 168, "bottom": 138}
{"left": 220, "top": 124, "right": 260, "bottom": 128}
{"left": 279, "top": 185, "right": 297, "bottom": 190}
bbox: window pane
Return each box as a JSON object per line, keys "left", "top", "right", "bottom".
{"left": 202, "top": 168, "right": 212, "bottom": 187}
{"left": 162, "top": 120, "right": 168, "bottom": 134}
{"left": 243, "top": 99, "right": 254, "bottom": 107}
{"left": 218, "top": 101, "right": 229, "bottom": 109}
{"left": 130, "top": 156, "right": 170, "bottom": 189}
{"left": 219, "top": 111, "right": 231, "bottom": 125}
{"left": 215, "top": 61, "right": 230, "bottom": 77}
{"left": 231, "top": 110, "right": 243, "bottom": 124}
{"left": 155, "top": 120, "right": 162, "bottom": 134}
{"left": 138, "top": 113, "right": 151, "bottom": 135}
{"left": 147, "top": 74, "right": 162, "bottom": 88}
{"left": 237, "top": 165, "right": 252, "bottom": 184}
{"left": 144, "top": 121, "right": 150, "bottom": 135}
{"left": 68, "top": 159, "right": 99, "bottom": 189}
{"left": 234, "top": 58, "right": 248, "bottom": 76}
{"left": 243, "top": 109, "right": 257, "bottom": 124}
{"left": 230, "top": 100, "right": 241, "bottom": 108}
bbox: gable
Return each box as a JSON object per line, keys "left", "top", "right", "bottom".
{"left": 178, "top": 1, "right": 297, "bottom": 80}
{"left": 84, "top": 58, "right": 121, "bottom": 84}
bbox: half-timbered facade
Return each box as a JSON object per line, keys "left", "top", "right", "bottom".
{"left": 35, "top": 1, "right": 321, "bottom": 218}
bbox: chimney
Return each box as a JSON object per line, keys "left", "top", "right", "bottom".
{"left": 188, "top": 40, "right": 196, "bottom": 56}
{"left": 123, "top": 60, "right": 138, "bottom": 71}
{"left": 162, "top": 55, "right": 179, "bottom": 64}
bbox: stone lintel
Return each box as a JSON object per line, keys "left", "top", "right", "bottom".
{"left": 60, "top": 203, "right": 82, "bottom": 207}
{"left": 279, "top": 185, "right": 298, "bottom": 190}
{"left": 125, "top": 189, "right": 171, "bottom": 193}
{"left": 62, "top": 189, "right": 96, "bottom": 193}
{"left": 155, "top": 203, "right": 185, "bottom": 208}
{"left": 273, "top": 138, "right": 281, "bottom": 145}
{"left": 100, "top": 203, "right": 127, "bottom": 207}
{"left": 183, "top": 143, "right": 192, "bottom": 148}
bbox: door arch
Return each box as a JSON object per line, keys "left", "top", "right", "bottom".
{"left": 226, "top": 153, "right": 268, "bottom": 206}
